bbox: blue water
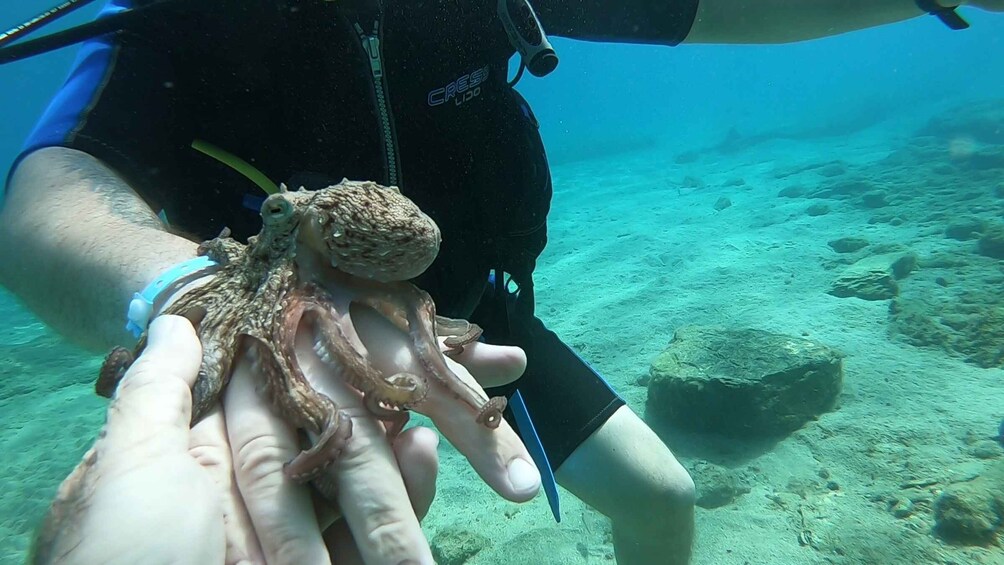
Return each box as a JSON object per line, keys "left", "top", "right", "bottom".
{"left": 2, "top": 2, "right": 1004, "bottom": 564}
{"left": 3, "top": 5, "right": 1002, "bottom": 174}
{"left": 523, "top": 15, "right": 1004, "bottom": 164}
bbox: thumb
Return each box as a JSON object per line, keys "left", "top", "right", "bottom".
{"left": 103, "top": 315, "right": 203, "bottom": 453}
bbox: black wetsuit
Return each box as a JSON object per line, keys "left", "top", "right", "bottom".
{"left": 16, "top": 0, "right": 698, "bottom": 470}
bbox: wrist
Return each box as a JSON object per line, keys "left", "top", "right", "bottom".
{"left": 157, "top": 273, "right": 215, "bottom": 314}
{"left": 126, "top": 256, "right": 219, "bottom": 337}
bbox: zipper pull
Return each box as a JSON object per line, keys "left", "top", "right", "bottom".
{"left": 364, "top": 36, "right": 383, "bottom": 78}
{"left": 353, "top": 23, "right": 383, "bottom": 79}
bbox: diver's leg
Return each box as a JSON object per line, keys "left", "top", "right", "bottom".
{"left": 555, "top": 405, "right": 695, "bottom": 565}
{"left": 474, "top": 266, "right": 695, "bottom": 563}
{"left": 495, "top": 316, "right": 696, "bottom": 564}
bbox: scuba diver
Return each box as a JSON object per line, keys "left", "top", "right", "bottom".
{"left": 1, "top": 1, "right": 1001, "bottom": 563}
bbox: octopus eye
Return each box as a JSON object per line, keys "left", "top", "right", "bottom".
{"left": 261, "top": 197, "right": 293, "bottom": 223}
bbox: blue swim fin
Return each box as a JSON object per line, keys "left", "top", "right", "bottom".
{"left": 509, "top": 389, "right": 561, "bottom": 522}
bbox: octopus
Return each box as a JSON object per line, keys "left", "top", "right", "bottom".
{"left": 97, "top": 179, "right": 507, "bottom": 492}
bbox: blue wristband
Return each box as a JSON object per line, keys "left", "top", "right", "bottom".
{"left": 126, "top": 256, "right": 219, "bottom": 337}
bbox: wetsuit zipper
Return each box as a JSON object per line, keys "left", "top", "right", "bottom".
{"left": 353, "top": 17, "right": 401, "bottom": 188}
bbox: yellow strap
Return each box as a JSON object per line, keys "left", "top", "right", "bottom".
{"left": 191, "top": 139, "right": 279, "bottom": 195}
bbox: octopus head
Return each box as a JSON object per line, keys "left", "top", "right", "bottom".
{"left": 301, "top": 179, "right": 442, "bottom": 282}
{"left": 260, "top": 191, "right": 303, "bottom": 238}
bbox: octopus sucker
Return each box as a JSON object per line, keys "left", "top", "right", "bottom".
{"left": 97, "top": 179, "right": 507, "bottom": 500}
{"left": 434, "top": 315, "right": 484, "bottom": 357}
{"left": 283, "top": 409, "right": 353, "bottom": 484}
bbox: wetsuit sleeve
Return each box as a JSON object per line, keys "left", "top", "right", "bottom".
{"left": 13, "top": 4, "right": 195, "bottom": 217}
{"left": 534, "top": 0, "right": 700, "bottom": 45}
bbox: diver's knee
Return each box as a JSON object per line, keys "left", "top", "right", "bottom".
{"left": 661, "top": 464, "right": 696, "bottom": 514}
{"left": 621, "top": 468, "right": 694, "bottom": 534}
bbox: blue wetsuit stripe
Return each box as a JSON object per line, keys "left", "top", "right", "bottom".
{"left": 2, "top": 0, "right": 130, "bottom": 204}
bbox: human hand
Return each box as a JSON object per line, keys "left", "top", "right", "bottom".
{"left": 33, "top": 314, "right": 537, "bottom": 565}
{"left": 226, "top": 288, "right": 538, "bottom": 565}
{"left": 32, "top": 316, "right": 225, "bottom": 564}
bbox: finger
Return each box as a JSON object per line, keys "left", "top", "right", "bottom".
{"left": 324, "top": 426, "right": 440, "bottom": 565}
{"left": 392, "top": 426, "right": 440, "bottom": 520}
{"left": 104, "top": 315, "right": 202, "bottom": 454}
{"left": 189, "top": 405, "right": 266, "bottom": 565}
{"left": 422, "top": 356, "right": 541, "bottom": 503}
{"left": 443, "top": 339, "right": 526, "bottom": 388}
{"left": 295, "top": 328, "right": 436, "bottom": 565}
{"left": 224, "top": 347, "right": 332, "bottom": 565}
{"left": 44, "top": 316, "right": 225, "bottom": 565}
{"left": 352, "top": 305, "right": 540, "bottom": 504}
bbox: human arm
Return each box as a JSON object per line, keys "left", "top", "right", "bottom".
{"left": 0, "top": 147, "right": 198, "bottom": 351}
{"left": 685, "top": 0, "right": 997, "bottom": 44}
{"left": 533, "top": 0, "right": 1000, "bottom": 46}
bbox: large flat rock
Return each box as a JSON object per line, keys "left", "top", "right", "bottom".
{"left": 647, "top": 326, "right": 844, "bottom": 437}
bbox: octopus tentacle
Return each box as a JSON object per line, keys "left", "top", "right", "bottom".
{"left": 363, "top": 394, "right": 411, "bottom": 438}
{"left": 302, "top": 284, "right": 428, "bottom": 410}
{"left": 286, "top": 410, "right": 353, "bottom": 483}
{"left": 156, "top": 277, "right": 248, "bottom": 423}
{"left": 243, "top": 332, "right": 351, "bottom": 483}
{"left": 96, "top": 345, "right": 136, "bottom": 398}
{"left": 360, "top": 282, "right": 507, "bottom": 429}
{"left": 189, "top": 319, "right": 240, "bottom": 424}
{"left": 273, "top": 291, "right": 345, "bottom": 435}
{"left": 434, "top": 315, "right": 483, "bottom": 358}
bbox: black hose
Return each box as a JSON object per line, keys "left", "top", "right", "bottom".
{"left": 0, "top": 11, "right": 140, "bottom": 65}
{"left": 0, "top": 0, "right": 102, "bottom": 47}
{"left": 0, "top": 0, "right": 183, "bottom": 66}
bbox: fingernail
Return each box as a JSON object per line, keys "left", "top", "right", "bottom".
{"left": 507, "top": 458, "right": 541, "bottom": 493}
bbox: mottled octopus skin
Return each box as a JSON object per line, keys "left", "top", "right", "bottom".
{"left": 97, "top": 179, "right": 507, "bottom": 492}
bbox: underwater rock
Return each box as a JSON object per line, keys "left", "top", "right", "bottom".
{"left": 889, "top": 268, "right": 1004, "bottom": 368}
{"left": 933, "top": 461, "right": 1004, "bottom": 546}
{"left": 829, "top": 270, "right": 897, "bottom": 300}
{"left": 977, "top": 223, "right": 1004, "bottom": 259}
{"left": 827, "top": 237, "right": 869, "bottom": 253}
{"left": 828, "top": 251, "right": 917, "bottom": 301}
{"left": 778, "top": 185, "right": 805, "bottom": 198}
{"left": 646, "top": 326, "right": 843, "bottom": 437}
{"left": 675, "top": 150, "right": 699, "bottom": 164}
{"left": 713, "top": 197, "right": 732, "bottom": 211}
{"left": 817, "top": 162, "right": 848, "bottom": 178}
{"left": 945, "top": 217, "right": 987, "bottom": 241}
{"left": 691, "top": 461, "right": 751, "bottom": 509}
{"left": 918, "top": 99, "right": 1004, "bottom": 145}
{"left": 431, "top": 529, "right": 491, "bottom": 565}
{"left": 867, "top": 212, "right": 908, "bottom": 226}
{"left": 892, "top": 300, "right": 1004, "bottom": 368}
{"left": 681, "top": 175, "right": 705, "bottom": 190}
{"left": 934, "top": 489, "right": 1002, "bottom": 545}
{"left": 970, "top": 440, "right": 1002, "bottom": 460}
{"left": 964, "top": 147, "right": 1004, "bottom": 171}
{"left": 806, "top": 203, "right": 830, "bottom": 217}
{"left": 810, "top": 179, "right": 874, "bottom": 200}
{"left": 918, "top": 253, "right": 972, "bottom": 269}
{"left": 859, "top": 190, "right": 890, "bottom": 209}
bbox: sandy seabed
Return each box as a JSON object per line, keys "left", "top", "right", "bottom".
{"left": 2, "top": 102, "right": 1003, "bottom": 565}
